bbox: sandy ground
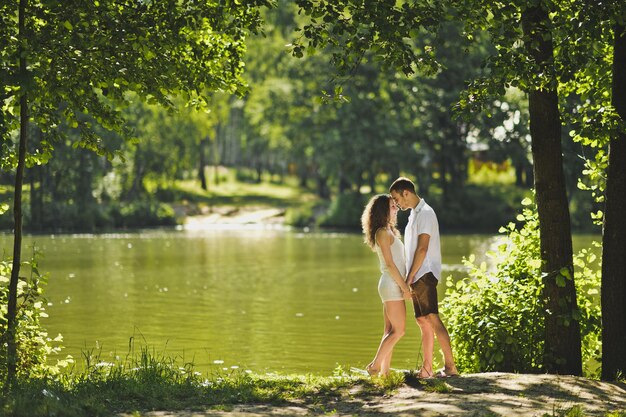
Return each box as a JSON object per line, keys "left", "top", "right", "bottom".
{"left": 122, "top": 372, "right": 626, "bottom": 417}
{"left": 183, "top": 206, "right": 286, "bottom": 230}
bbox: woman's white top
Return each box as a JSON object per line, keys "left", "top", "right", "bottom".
{"left": 374, "top": 230, "right": 406, "bottom": 302}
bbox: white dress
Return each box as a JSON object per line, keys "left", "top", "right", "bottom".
{"left": 374, "top": 232, "right": 407, "bottom": 303}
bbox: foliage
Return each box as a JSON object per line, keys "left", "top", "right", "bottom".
{"left": 574, "top": 244, "right": 603, "bottom": 378}
{"left": 0, "top": 0, "right": 271, "bottom": 164}
{"left": 284, "top": 201, "right": 325, "bottom": 228}
{"left": 292, "top": 0, "right": 442, "bottom": 77}
{"left": 109, "top": 200, "right": 178, "bottom": 229}
{"left": 3, "top": 3, "right": 595, "bottom": 233}
{"left": 0, "top": 253, "right": 71, "bottom": 380}
{"left": 430, "top": 184, "right": 530, "bottom": 232}
{"left": 317, "top": 192, "right": 367, "bottom": 229}
{"left": 0, "top": 346, "right": 401, "bottom": 417}
{"left": 441, "top": 198, "right": 602, "bottom": 376}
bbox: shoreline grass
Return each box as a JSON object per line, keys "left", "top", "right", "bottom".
{"left": 2, "top": 347, "right": 626, "bottom": 417}
{"left": 0, "top": 348, "right": 403, "bottom": 417}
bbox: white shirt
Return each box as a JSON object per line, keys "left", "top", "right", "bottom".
{"left": 404, "top": 199, "right": 442, "bottom": 284}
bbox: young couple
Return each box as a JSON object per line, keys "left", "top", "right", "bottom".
{"left": 361, "top": 177, "right": 458, "bottom": 378}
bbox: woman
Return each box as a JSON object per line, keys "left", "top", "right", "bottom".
{"left": 361, "top": 194, "right": 412, "bottom": 377}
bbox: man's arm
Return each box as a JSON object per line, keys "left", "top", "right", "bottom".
{"left": 406, "top": 233, "right": 430, "bottom": 284}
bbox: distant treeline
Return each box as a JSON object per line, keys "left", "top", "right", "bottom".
{"left": 0, "top": 3, "right": 599, "bottom": 233}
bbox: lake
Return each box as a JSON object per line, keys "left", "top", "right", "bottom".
{"left": 0, "top": 228, "right": 599, "bottom": 375}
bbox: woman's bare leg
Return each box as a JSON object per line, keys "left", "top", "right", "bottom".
{"left": 368, "top": 300, "right": 406, "bottom": 376}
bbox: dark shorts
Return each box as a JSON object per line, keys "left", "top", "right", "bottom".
{"left": 410, "top": 272, "right": 439, "bottom": 318}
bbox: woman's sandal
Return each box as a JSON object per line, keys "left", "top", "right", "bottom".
{"left": 417, "top": 367, "right": 434, "bottom": 379}
{"left": 366, "top": 364, "right": 379, "bottom": 376}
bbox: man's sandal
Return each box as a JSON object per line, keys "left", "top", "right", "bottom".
{"left": 436, "top": 369, "right": 460, "bottom": 378}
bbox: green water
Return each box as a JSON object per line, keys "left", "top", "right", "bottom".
{"left": 0, "top": 229, "right": 599, "bottom": 375}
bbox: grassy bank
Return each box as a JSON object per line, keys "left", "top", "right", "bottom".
{"left": 2, "top": 350, "right": 625, "bottom": 417}
{"left": 0, "top": 348, "right": 401, "bottom": 417}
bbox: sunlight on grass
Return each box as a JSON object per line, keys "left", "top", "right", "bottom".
{"left": 174, "top": 167, "right": 317, "bottom": 208}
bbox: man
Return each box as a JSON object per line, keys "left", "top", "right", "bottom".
{"left": 389, "top": 177, "right": 458, "bottom": 378}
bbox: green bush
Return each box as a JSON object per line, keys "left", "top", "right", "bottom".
{"left": 429, "top": 185, "right": 530, "bottom": 233}
{"left": 285, "top": 201, "right": 327, "bottom": 228}
{"left": 33, "top": 202, "right": 113, "bottom": 232}
{"left": 0, "top": 253, "right": 71, "bottom": 381}
{"left": 441, "top": 198, "right": 602, "bottom": 375}
{"left": 110, "top": 200, "right": 178, "bottom": 228}
{"left": 317, "top": 192, "right": 368, "bottom": 229}
{"left": 285, "top": 205, "right": 314, "bottom": 227}
{"left": 20, "top": 199, "right": 178, "bottom": 232}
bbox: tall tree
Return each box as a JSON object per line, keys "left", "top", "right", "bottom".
{"left": 556, "top": 0, "right": 626, "bottom": 380}
{"left": 520, "top": 5, "right": 581, "bottom": 374}
{"left": 1, "top": 0, "right": 270, "bottom": 384}
{"left": 602, "top": 19, "right": 626, "bottom": 381}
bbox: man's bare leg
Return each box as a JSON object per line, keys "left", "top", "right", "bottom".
{"left": 416, "top": 316, "right": 434, "bottom": 377}
{"left": 426, "top": 313, "right": 458, "bottom": 376}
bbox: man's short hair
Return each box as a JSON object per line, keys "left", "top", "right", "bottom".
{"left": 389, "top": 177, "right": 416, "bottom": 194}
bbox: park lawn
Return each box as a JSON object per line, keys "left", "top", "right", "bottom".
{"left": 174, "top": 177, "right": 317, "bottom": 208}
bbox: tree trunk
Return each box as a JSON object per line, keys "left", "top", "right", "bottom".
{"left": 127, "top": 151, "right": 146, "bottom": 199}
{"left": 28, "top": 129, "right": 45, "bottom": 230}
{"left": 601, "top": 22, "right": 626, "bottom": 381}
{"left": 29, "top": 166, "right": 40, "bottom": 230}
{"left": 525, "top": 162, "right": 534, "bottom": 188}
{"left": 316, "top": 173, "right": 330, "bottom": 199}
{"left": 338, "top": 170, "right": 350, "bottom": 194}
{"left": 515, "top": 162, "right": 525, "bottom": 187}
{"left": 213, "top": 124, "right": 221, "bottom": 186}
{"left": 522, "top": 4, "right": 582, "bottom": 375}
{"left": 452, "top": 122, "right": 469, "bottom": 189}
{"left": 198, "top": 136, "right": 208, "bottom": 191}
{"left": 298, "top": 165, "right": 309, "bottom": 188}
{"left": 439, "top": 152, "right": 448, "bottom": 201}
{"left": 7, "top": 0, "right": 29, "bottom": 385}
{"left": 368, "top": 172, "right": 376, "bottom": 194}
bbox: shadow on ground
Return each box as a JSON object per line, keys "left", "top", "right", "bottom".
{"left": 120, "top": 373, "right": 626, "bottom": 417}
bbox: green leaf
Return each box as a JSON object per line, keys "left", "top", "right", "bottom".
{"left": 64, "top": 20, "right": 73, "bottom": 31}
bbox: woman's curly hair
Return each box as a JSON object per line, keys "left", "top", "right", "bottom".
{"left": 361, "top": 194, "right": 399, "bottom": 250}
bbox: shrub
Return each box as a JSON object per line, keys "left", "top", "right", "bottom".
{"left": 317, "top": 192, "right": 368, "bottom": 229}
{"left": 429, "top": 184, "right": 529, "bottom": 233}
{"left": 0, "top": 252, "right": 71, "bottom": 382}
{"left": 441, "top": 198, "right": 602, "bottom": 375}
{"left": 110, "top": 200, "right": 178, "bottom": 228}
{"left": 285, "top": 204, "right": 314, "bottom": 227}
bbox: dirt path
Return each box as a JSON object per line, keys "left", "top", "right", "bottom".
{"left": 183, "top": 206, "right": 286, "bottom": 229}
{"left": 123, "top": 373, "right": 626, "bottom": 417}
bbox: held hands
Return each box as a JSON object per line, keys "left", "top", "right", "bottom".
{"left": 401, "top": 284, "right": 413, "bottom": 300}
{"left": 402, "top": 276, "right": 415, "bottom": 300}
